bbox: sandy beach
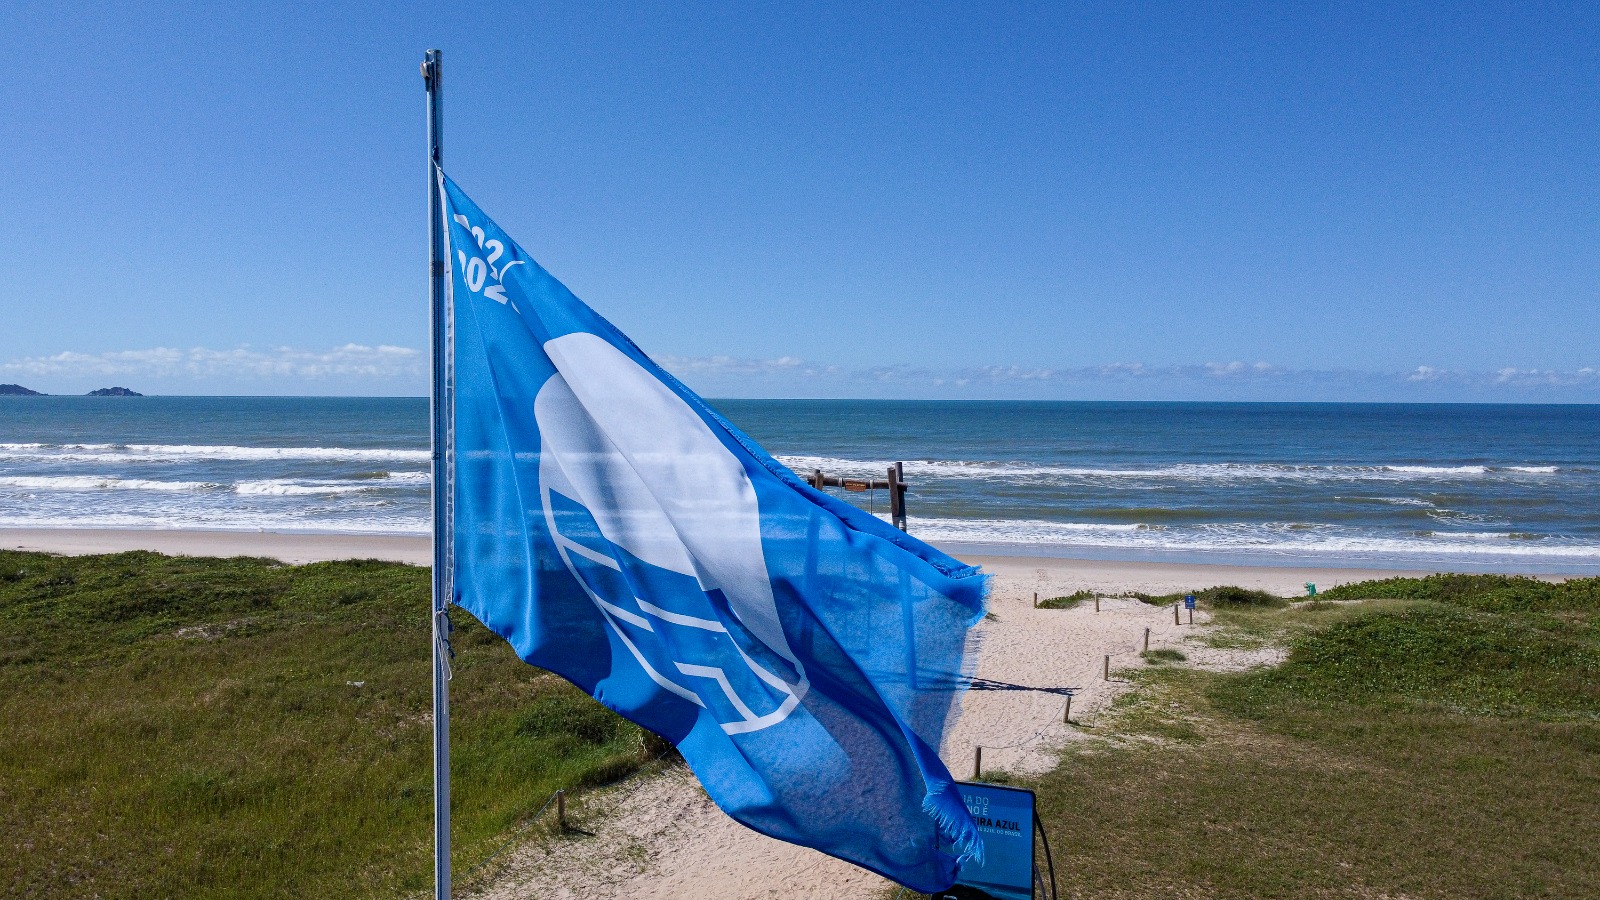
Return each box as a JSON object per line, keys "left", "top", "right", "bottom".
{"left": 0, "top": 527, "right": 1467, "bottom": 591}
{"left": 0, "top": 528, "right": 437, "bottom": 566}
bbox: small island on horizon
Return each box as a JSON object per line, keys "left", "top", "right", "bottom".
{"left": 0, "top": 384, "right": 144, "bottom": 397}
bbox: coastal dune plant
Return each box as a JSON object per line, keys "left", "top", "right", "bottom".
{"left": 1037, "top": 590, "right": 1094, "bottom": 610}
{"left": 1021, "top": 573, "right": 1600, "bottom": 898}
{"left": 0, "top": 551, "right": 652, "bottom": 898}
{"left": 1120, "top": 585, "right": 1287, "bottom": 608}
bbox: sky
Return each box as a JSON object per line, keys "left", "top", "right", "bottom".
{"left": 3, "top": 1, "right": 1597, "bottom": 401}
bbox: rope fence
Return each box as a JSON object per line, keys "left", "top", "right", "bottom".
{"left": 455, "top": 595, "right": 1196, "bottom": 895}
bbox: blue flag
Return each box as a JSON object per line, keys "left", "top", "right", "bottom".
{"left": 439, "top": 170, "right": 988, "bottom": 892}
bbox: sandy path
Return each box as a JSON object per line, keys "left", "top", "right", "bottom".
{"left": 466, "top": 557, "right": 1308, "bottom": 900}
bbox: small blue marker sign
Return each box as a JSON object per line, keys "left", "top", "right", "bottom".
{"left": 1184, "top": 594, "right": 1196, "bottom": 610}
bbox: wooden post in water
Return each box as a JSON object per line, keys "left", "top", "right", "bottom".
{"left": 887, "top": 463, "right": 907, "bottom": 531}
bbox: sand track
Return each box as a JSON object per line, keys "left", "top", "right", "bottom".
{"left": 467, "top": 557, "right": 1328, "bottom": 900}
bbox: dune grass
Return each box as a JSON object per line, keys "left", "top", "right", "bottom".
{"left": 1138, "top": 647, "right": 1186, "bottom": 664}
{"left": 12, "top": 553, "right": 1599, "bottom": 898}
{"left": 1121, "top": 584, "right": 1289, "bottom": 609}
{"left": 1037, "top": 590, "right": 1094, "bottom": 610}
{"left": 0, "top": 550, "right": 651, "bottom": 898}
{"left": 988, "top": 575, "right": 1600, "bottom": 898}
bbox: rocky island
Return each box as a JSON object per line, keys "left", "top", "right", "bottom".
{"left": 87, "top": 387, "right": 143, "bottom": 396}
{"left": 0, "top": 383, "right": 45, "bottom": 395}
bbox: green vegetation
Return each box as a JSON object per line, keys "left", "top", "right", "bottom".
{"left": 0, "top": 551, "right": 650, "bottom": 898}
{"left": 1139, "top": 647, "right": 1186, "bottom": 664}
{"left": 1122, "top": 584, "right": 1288, "bottom": 608}
{"left": 1025, "top": 574, "right": 1600, "bottom": 898}
{"left": 1315, "top": 571, "right": 1600, "bottom": 613}
{"left": 11, "top": 553, "right": 1600, "bottom": 898}
{"left": 1037, "top": 590, "right": 1094, "bottom": 610}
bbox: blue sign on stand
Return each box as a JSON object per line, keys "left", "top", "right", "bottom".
{"left": 938, "top": 782, "right": 1036, "bottom": 899}
{"left": 1184, "top": 594, "right": 1197, "bottom": 610}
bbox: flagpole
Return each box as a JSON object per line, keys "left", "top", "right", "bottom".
{"left": 422, "top": 48, "right": 451, "bottom": 900}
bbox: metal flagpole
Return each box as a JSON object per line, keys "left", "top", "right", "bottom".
{"left": 422, "top": 48, "right": 452, "bottom": 900}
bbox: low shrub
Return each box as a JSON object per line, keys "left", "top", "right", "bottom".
{"left": 1038, "top": 590, "right": 1093, "bottom": 610}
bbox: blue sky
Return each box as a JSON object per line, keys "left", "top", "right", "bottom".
{"left": 3, "top": 1, "right": 1597, "bottom": 400}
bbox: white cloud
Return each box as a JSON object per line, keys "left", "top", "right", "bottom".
{"left": 1491, "top": 367, "right": 1600, "bottom": 387}
{"left": 1201, "top": 361, "right": 1278, "bottom": 378}
{"left": 8, "top": 343, "right": 1594, "bottom": 399}
{"left": 970, "top": 365, "right": 1057, "bottom": 382}
{"left": 656, "top": 354, "right": 836, "bottom": 378}
{"left": 1, "top": 344, "right": 426, "bottom": 380}
{"left": 1094, "top": 362, "right": 1149, "bottom": 376}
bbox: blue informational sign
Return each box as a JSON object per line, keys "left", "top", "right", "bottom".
{"left": 1184, "top": 594, "right": 1197, "bottom": 610}
{"left": 939, "top": 782, "right": 1036, "bottom": 900}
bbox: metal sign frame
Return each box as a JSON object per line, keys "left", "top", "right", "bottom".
{"left": 937, "top": 781, "right": 1044, "bottom": 900}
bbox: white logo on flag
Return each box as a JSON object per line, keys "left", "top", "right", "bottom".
{"left": 533, "top": 334, "right": 808, "bottom": 735}
{"left": 452, "top": 213, "right": 524, "bottom": 306}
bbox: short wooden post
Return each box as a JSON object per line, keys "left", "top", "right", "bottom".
{"left": 1144, "top": 627, "right": 1150, "bottom": 653}
{"left": 1174, "top": 603, "right": 1180, "bottom": 625}
{"left": 556, "top": 789, "right": 566, "bottom": 831}
{"left": 1094, "top": 595, "right": 1100, "bottom": 613}
{"left": 1189, "top": 607, "right": 1194, "bottom": 625}
{"left": 887, "top": 463, "right": 907, "bottom": 531}
{"left": 972, "top": 746, "right": 983, "bottom": 780}
{"left": 1063, "top": 693, "right": 1072, "bottom": 724}
{"left": 1033, "top": 591, "right": 1038, "bottom": 608}
{"left": 1103, "top": 655, "right": 1110, "bottom": 681}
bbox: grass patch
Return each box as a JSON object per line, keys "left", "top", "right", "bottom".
{"left": 1315, "top": 572, "right": 1600, "bottom": 614}
{"left": 1140, "top": 647, "right": 1187, "bottom": 664}
{"left": 0, "top": 551, "right": 651, "bottom": 897}
{"left": 1016, "top": 574, "right": 1600, "bottom": 898}
{"left": 1119, "top": 584, "right": 1287, "bottom": 609}
{"left": 1037, "top": 590, "right": 1093, "bottom": 610}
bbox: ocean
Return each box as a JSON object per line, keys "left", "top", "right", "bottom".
{"left": 2, "top": 397, "right": 1596, "bottom": 573}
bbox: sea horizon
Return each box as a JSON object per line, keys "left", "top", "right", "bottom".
{"left": 7, "top": 392, "right": 1600, "bottom": 406}
{"left": 3, "top": 396, "right": 1596, "bottom": 575}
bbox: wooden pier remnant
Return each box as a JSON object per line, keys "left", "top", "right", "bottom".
{"left": 807, "top": 462, "right": 909, "bottom": 532}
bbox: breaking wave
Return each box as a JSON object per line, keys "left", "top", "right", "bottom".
{"left": 0, "top": 473, "right": 429, "bottom": 496}
{"left": 0, "top": 442, "right": 431, "bottom": 464}
{"left": 777, "top": 455, "right": 1564, "bottom": 484}
{"left": 0, "top": 475, "right": 217, "bottom": 492}
{"left": 908, "top": 516, "right": 1600, "bottom": 560}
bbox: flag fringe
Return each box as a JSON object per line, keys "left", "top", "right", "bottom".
{"left": 923, "top": 779, "right": 985, "bottom": 869}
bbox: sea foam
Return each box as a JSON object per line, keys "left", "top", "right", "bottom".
{"left": 0, "top": 443, "right": 431, "bottom": 464}
{"left": 777, "top": 456, "right": 1558, "bottom": 484}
